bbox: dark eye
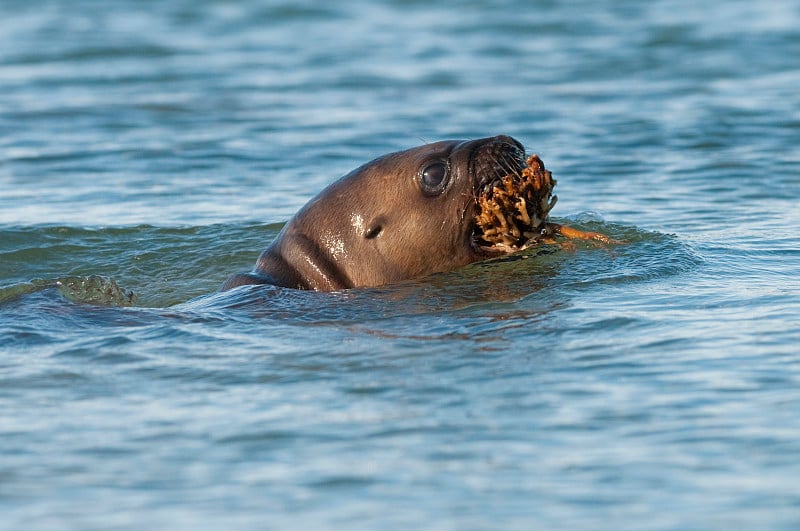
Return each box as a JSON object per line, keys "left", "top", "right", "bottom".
{"left": 419, "top": 162, "right": 449, "bottom": 196}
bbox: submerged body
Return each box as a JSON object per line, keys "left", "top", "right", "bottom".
{"left": 222, "top": 135, "right": 606, "bottom": 292}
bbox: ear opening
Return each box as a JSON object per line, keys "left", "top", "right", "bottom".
{"left": 364, "top": 224, "right": 382, "bottom": 239}
{"left": 363, "top": 216, "right": 387, "bottom": 239}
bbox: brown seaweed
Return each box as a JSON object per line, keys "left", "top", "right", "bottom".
{"left": 474, "top": 154, "right": 557, "bottom": 250}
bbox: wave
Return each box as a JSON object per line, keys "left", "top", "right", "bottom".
{"left": 0, "top": 218, "right": 693, "bottom": 313}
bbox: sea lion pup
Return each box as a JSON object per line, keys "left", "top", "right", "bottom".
{"left": 222, "top": 135, "right": 609, "bottom": 291}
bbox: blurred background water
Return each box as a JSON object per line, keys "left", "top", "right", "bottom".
{"left": 1, "top": 0, "right": 799, "bottom": 529}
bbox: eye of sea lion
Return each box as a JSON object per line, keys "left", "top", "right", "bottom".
{"left": 418, "top": 161, "right": 450, "bottom": 196}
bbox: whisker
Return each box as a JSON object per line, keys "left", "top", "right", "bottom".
{"left": 498, "top": 152, "right": 521, "bottom": 177}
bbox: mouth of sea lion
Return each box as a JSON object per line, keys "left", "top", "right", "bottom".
{"left": 470, "top": 143, "right": 558, "bottom": 254}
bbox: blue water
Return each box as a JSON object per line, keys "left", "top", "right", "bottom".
{"left": 2, "top": 0, "right": 800, "bottom": 529}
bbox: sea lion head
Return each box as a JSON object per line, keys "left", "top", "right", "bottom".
{"left": 234, "top": 135, "right": 530, "bottom": 291}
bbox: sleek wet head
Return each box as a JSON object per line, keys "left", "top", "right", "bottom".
{"left": 222, "top": 135, "right": 527, "bottom": 291}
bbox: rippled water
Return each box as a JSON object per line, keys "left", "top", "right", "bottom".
{"left": 2, "top": 0, "right": 800, "bottom": 529}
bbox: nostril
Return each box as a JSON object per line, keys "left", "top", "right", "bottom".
{"left": 494, "top": 135, "right": 524, "bottom": 153}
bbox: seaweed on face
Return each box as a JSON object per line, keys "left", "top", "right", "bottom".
{"left": 474, "top": 154, "right": 558, "bottom": 251}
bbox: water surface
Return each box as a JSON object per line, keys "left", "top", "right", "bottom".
{"left": 2, "top": 0, "right": 800, "bottom": 529}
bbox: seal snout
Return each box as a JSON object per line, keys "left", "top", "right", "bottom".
{"left": 469, "top": 136, "right": 527, "bottom": 191}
